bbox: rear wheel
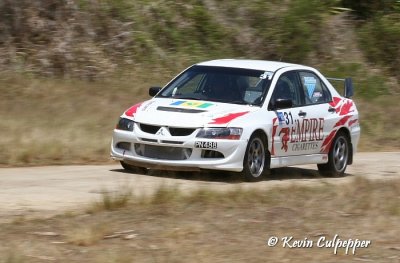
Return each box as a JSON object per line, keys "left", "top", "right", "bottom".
{"left": 242, "top": 133, "right": 270, "bottom": 182}
{"left": 120, "top": 161, "right": 147, "bottom": 174}
{"left": 318, "top": 132, "right": 349, "bottom": 176}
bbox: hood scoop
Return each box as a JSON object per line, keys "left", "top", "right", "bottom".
{"left": 157, "top": 106, "right": 206, "bottom": 113}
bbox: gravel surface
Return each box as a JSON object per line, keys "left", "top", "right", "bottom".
{"left": 0, "top": 152, "right": 398, "bottom": 222}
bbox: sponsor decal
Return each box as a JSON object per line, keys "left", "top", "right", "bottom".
{"left": 292, "top": 142, "right": 319, "bottom": 151}
{"left": 260, "top": 71, "right": 273, "bottom": 80}
{"left": 290, "top": 118, "right": 324, "bottom": 141}
{"left": 125, "top": 102, "right": 143, "bottom": 117}
{"left": 272, "top": 98, "right": 357, "bottom": 155}
{"left": 288, "top": 118, "right": 324, "bottom": 152}
{"left": 209, "top": 111, "right": 249, "bottom": 125}
{"left": 279, "top": 127, "right": 290, "bottom": 152}
{"left": 170, "top": 100, "right": 213, "bottom": 109}
{"left": 312, "top": 91, "right": 323, "bottom": 98}
{"left": 195, "top": 141, "right": 217, "bottom": 149}
{"left": 277, "top": 112, "right": 285, "bottom": 124}
{"left": 303, "top": 76, "right": 317, "bottom": 98}
{"left": 273, "top": 116, "right": 325, "bottom": 153}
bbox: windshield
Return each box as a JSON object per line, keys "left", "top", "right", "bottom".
{"left": 157, "top": 65, "right": 271, "bottom": 106}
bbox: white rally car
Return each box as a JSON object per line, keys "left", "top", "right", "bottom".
{"left": 111, "top": 59, "right": 360, "bottom": 181}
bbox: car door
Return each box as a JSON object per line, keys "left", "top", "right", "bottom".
{"left": 269, "top": 71, "right": 305, "bottom": 157}
{"left": 294, "top": 71, "right": 336, "bottom": 155}
{"left": 270, "top": 70, "right": 337, "bottom": 157}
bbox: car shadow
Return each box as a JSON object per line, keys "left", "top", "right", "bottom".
{"left": 110, "top": 168, "right": 241, "bottom": 183}
{"left": 110, "top": 167, "right": 352, "bottom": 183}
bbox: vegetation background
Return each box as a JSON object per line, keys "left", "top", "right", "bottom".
{"left": 0, "top": 0, "right": 399, "bottom": 166}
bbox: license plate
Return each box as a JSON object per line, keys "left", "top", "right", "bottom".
{"left": 195, "top": 141, "right": 217, "bottom": 149}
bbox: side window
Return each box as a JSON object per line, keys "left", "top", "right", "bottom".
{"left": 299, "top": 71, "right": 332, "bottom": 105}
{"left": 271, "top": 71, "right": 302, "bottom": 107}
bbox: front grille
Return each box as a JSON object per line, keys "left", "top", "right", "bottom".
{"left": 134, "top": 144, "right": 192, "bottom": 160}
{"left": 139, "top": 124, "right": 160, "bottom": 134}
{"left": 169, "top": 127, "right": 196, "bottom": 136}
{"left": 138, "top": 123, "right": 196, "bottom": 136}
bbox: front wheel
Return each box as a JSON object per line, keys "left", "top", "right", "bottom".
{"left": 318, "top": 132, "right": 350, "bottom": 176}
{"left": 242, "top": 134, "right": 270, "bottom": 182}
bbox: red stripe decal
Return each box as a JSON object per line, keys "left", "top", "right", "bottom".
{"left": 321, "top": 129, "right": 336, "bottom": 148}
{"left": 271, "top": 118, "right": 278, "bottom": 156}
{"left": 349, "top": 119, "right": 358, "bottom": 127}
{"left": 339, "top": 100, "right": 354, "bottom": 116}
{"left": 209, "top": 111, "right": 249, "bottom": 125}
{"left": 320, "top": 129, "right": 337, "bottom": 154}
{"left": 125, "top": 102, "right": 143, "bottom": 117}
{"left": 329, "top": 97, "right": 342, "bottom": 107}
{"left": 334, "top": 115, "right": 352, "bottom": 128}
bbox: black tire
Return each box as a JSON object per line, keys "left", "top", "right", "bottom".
{"left": 318, "top": 132, "right": 350, "bottom": 177}
{"left": 120, "top": 161, "right": 147, "bottom": 174}
{"left": 242, "top": 133, "right": 270, "bottom": 182}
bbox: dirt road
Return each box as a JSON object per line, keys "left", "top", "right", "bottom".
{"left": 0, "top": 152, "right": 398, "bottom": 222}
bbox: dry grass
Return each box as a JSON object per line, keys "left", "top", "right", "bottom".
{"left": 0, "top": 251, "right": 25, "bottom": 263}
{"left": 65, "top": 223, "right": 110, "bottom": 246}
{"left": 0, "top": 177, "right": 398, "bottom": 262}
{"left": 357, "top": 96, "right": 400, "bottom": 151}
{"left": 87, "top": 186, "right": 133, "bottom": 214}
{"left": 0, "top": 67, "right": 177, "bottom": 167}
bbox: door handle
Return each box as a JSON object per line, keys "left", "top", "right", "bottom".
{"left": 298, "top": 111, "right": 307, "bottom": 117}
{"left": 328, "top": 107, "right": 336, "bottom": 113}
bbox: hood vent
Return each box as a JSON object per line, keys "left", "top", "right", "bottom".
{"left": 157, "top": 106, "right": 206, "bottom": 113}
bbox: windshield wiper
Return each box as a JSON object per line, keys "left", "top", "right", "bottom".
{"left": 230, "top": 100, "right": 249, "bottom": 105}
{"left": 175, "top": 96, "right": 202, "bottom": 100}
{"left": 207, "top": 98, "right": 249, "bottom": 105}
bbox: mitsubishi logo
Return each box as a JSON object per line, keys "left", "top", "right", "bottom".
{"left": 156, "top": 127, "right": 170, "bottom": 136}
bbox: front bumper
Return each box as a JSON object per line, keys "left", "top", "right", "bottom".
{"left": 110, "top": 128, "right": 247, "bottom": 172}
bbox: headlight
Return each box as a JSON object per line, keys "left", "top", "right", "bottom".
{"left": 116, "top": 118, "right": 134, "bottom": 131}
{"left": 196, "top": 127, "right": 243, "bottom": 140}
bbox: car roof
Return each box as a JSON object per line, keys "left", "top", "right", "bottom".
{"left": 196, "top": 59, "right": 310, "bottom": 72}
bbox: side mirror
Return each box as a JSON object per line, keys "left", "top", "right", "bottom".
{"left": 149, "top": 86, "right": 162, "bottom": 97}
{"left": 272, "top": 98, "right": 293, "bottom": 110}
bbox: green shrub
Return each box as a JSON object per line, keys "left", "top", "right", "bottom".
{"left": 342, "top": 0, "right": 397, "bottom": 19}
{"left": 359, "top": 13, "right": 400, "bottom": 79}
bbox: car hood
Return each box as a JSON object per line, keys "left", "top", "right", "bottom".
{"left": 123, "top": 98, "right": 259, "bottom": 127}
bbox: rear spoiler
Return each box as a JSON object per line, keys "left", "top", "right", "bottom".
{"left": 326, "top": 77, "right": 354, "bottom": 98}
